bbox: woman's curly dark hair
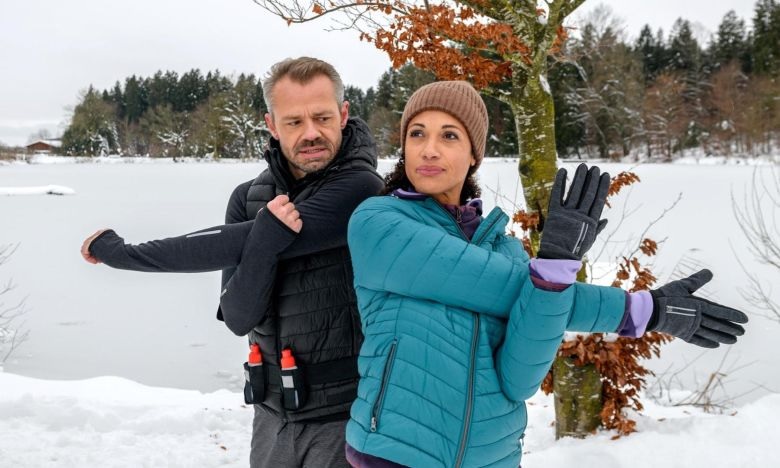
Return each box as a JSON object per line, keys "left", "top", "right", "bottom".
{"left": 381, "top": 156, "right": 481, "bottom": 205}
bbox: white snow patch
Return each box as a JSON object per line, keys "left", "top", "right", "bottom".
{"left": 1, "top": 371, "right": 779, "bottom": 466}
{"left": 0, "top": 372, "right": 252, "bottom": 467}
{"left": 0, "top": 185, "right": 75, "bottom": 196}
{"left": 540, "top": 74, "right": 551, "bottom": 95}
{"left": 522, "top": 389, "right": 780, "bottom": 467}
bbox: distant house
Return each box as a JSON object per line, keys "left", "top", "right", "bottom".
{"left": 26, "top": 139, "right": 61, "bottom": 154}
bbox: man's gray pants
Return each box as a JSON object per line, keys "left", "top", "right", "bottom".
{"left": 250, "top": 406, "right": 348, "bottom": 468}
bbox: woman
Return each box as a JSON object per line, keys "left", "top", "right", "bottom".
{"left": 343, "top": 81, "right": 748, "bottom": 468}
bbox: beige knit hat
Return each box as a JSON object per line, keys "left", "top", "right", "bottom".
{"left": 399, "top": 80, "right": 489, "bottom": 167}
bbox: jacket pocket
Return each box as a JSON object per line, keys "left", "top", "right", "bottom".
{"left": 370, "top": 338, "right": 399, "bottom": 433}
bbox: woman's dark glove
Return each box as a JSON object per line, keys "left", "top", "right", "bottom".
{"left": 538, "top": 163, "right": 610, "bottom": 260}
{"left": 648, "top": 269, "right": 749, "bottom": 348}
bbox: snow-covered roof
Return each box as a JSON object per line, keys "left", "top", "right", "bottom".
{"left": 26, "top": 139, "right": 61, "bottom": 148}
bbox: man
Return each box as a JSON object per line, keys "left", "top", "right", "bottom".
{"left": 81, "top": 57, "right": 384, "bottom": 467}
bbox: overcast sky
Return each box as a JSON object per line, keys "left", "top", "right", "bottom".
{"left": 0, "top": 0, "right": 758, "bottom": 146}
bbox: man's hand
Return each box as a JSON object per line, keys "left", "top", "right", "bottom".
{"left": 648, "top": 269, "right": 749, "bottom": 348}
{"left": 538, "top": 163, "right": 610, "bottom": 260}
{"left": 266, "top": 195, "right": 302, "bottom": 233}
{"left": 81, "top": 229, "right": 109, "bottom": 264}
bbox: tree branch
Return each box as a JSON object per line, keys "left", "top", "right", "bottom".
{"left": 252, "top": 0, "right": 407, "bottom": 25}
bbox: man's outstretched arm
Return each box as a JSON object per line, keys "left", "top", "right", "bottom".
{"left": 83, "top": 221, "right": 253, "bottom": 273}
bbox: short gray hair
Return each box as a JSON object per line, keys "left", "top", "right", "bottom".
{"left": 262, "top": 57, "right": 345, "bottom": 115}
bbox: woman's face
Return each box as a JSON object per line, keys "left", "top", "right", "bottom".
{"left": 404, "top": 110, "right": 476, "bottom": 206}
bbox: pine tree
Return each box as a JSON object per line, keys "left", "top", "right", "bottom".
{"left": 668, "top": 19, "right": 702, "bottom": 73}
{"left": 249, "top": 74, "right": 267, "bottom": 114}
{"left": 635, "top": 25, "right": 667, "bottom": 83}
{"left": 109, "top": 81, "right": 126, "bottom": 121}
{"left": 709, "top": 10, "right": 749, "bottom": 72}
{"left": 205, "top": 70, "right": 233, "bottom": 97}
{"left": 176, "top": 69, "right": 207, "bottom": 113}
{"left": 752, "top": 0, "right": 780, "bottom": 75}
{"left": 667, "top": 19, "right": 708, "bottom": 150}
{"left": 146, "top": 70, "right": 179, "bottom": 110}
{"left": 61, "top": 87, "right": 120, "bottom": 156}
{"left": 373, "top": 68, "right": 397, "bottom": 110}
{"left": 123, "top": 75, "right": 149, "bottom": 124}
{"left": 363, "top": 87, "right": 376, "bottom": 122}
{"left": 344, "top": 85, "right": 368, "bottom": 121}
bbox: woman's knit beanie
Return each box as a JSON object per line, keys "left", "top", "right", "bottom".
{"left": 399, "top": 80, "right": 489, "bottom": 167}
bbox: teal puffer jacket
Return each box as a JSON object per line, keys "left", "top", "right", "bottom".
{"left": 346, "top": 196, "right": 626, "bottom": 468}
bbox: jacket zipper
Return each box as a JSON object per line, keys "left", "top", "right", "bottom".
{"left": 433, "top": 200, "right": 502, "bottom": 246}
{"left": 454, "top": 313, "right": 480, "bottom": 468}
{"left": 472, "top": 213, "right": 501, "bottom": 246}
{"left": 433, "top": 201, "right": 469, "bottom": 241}
{"left": 456, "top": 212, "right": 501, "bottom": 465}
{"left": 371, "top": 338, "right": 398, "bottom": 432}
{"left": 431, "top": 200, "right": 493, "bottom": 467}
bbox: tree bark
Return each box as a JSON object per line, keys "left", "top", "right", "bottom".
{"left": 552, "top": 356, "right": 603, "bottom": 439}
{"left": 508, "top": 71, "right": 605, "bottom": 438}
{"left": 509, "top": 72, "right": 558, "bottom": 248}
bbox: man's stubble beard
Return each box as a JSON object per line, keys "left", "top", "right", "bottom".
{"left": 286, "top": 138, "right": 339, "bottom": 176}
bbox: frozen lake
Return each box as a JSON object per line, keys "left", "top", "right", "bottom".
{"left": 1, "top": 158, "right": 778, "bottom": 402}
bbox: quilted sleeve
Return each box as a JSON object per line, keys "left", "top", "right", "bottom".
{"left": 566, "top": 282, "right": 627, "bottom": 332}
{"left": 347, "top": 198, "right": 528, "bottom": 318}
{"left": 496, "top": 280, "right": 626, "bottom": 402}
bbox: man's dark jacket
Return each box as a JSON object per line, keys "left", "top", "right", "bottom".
{"left": 89, "top": 118, "right": 383, "bottom": 422}
{"left": 219, "top": 118, "right": 383, "bottom": 421}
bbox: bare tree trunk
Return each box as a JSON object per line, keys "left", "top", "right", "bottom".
{"left": 510, "top": 73, "right": 558, "bottom": 248}
{"left": 553, "top": 356, "right": 602, "bottom": 439}
{"left": 510, "top": 72, "right": 604, "bottom": 437}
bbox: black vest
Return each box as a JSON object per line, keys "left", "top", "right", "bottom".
{"left": 245, "top": 119, "right": 378, "bottom": 421}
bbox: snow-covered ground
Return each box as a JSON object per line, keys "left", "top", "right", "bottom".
{"left": 1, "top": 371, "right": 778, "bottom": 467}
{"left": 0, "top": 184, "right": 75, "bottom": 195}
{"left": 0, "top": 373, "right": 252, "bottom": 467}
{"left": 1, "top": 158, "right": 779, "bottom": 466}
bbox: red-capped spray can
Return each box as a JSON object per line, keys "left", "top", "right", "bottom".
{"left": 280, "top": 348, "right": 307, "bottom": 410}
{"left": 243, "top": 343, "right": 265, "bottom": 404}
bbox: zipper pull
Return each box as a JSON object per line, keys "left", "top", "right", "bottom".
{"left": 456, "top": 207, "right": 462, "bottom": 223}
{"left": 370, "top": 417, "right": 377, "bottom": 432}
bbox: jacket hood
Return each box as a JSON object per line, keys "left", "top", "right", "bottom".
{"left": 264, "top": 117, "right": 378, "bottom": 192}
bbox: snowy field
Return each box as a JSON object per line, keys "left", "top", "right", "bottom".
{"left": 2, "top": 371, "right": 779, "bottom": 467}
{"left": 1, "top": 157, "right": 779, "bottom": 466}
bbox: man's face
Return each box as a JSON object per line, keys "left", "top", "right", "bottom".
{"left": 265, "top": 75, "right": 349, "bottom": 179}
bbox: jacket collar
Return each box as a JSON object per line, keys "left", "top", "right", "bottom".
{"left": 403, "top": 195, "right": 508, "bottom": 245}
{"left": 264, "top": 117, "right": 378, "bottom": 193}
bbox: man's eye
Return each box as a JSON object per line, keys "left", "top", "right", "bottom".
{"left": 319, "top": 117, "right": 331, "bottom": 122}
{"left": 287, "top": 121, "right": 300, "bottom": 127}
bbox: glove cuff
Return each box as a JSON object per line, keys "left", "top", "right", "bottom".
{"left": 646, "top": 289, "right": 661, "bottom": 331}
{"left": 536, "top": 247, "right": 579, "bottom": 261}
